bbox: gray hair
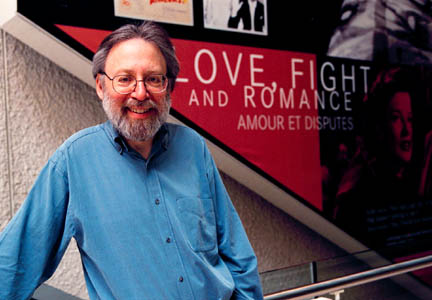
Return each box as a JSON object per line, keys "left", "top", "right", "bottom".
{"left": 92, "top": 21, "right": 179, "bottom": 92}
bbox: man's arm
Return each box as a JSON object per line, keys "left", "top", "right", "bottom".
{"left": 0, "top": 157, "right": 73, "bottom": 299}
{"left": 205, "top": 147, "right": 263, "bottom": 300}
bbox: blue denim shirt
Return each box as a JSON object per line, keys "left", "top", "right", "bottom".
{"left": 0, "top": 121, "right": 263, "bottom": 300}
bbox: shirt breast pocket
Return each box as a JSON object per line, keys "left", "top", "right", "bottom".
{"left": 177, "top": 197, "right": 217, "bottom": 252}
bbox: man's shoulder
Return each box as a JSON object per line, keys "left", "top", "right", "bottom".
{"left": 62, "top": 124, "right": 105, "bottom": 148}
{"left": 51, "top": 123, "right": 105, "bottom": 160}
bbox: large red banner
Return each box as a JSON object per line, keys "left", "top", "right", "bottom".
{"left": 172, "top": 39, "right": 321, "bottom": 208}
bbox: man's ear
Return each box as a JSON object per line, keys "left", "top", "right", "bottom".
{"left": 95, "top": 74, "right": 104, "bottom": 101}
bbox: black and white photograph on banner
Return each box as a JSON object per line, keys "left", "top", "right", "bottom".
{"left": 327, "top": 0, "right": 432, "bottom": 65}
{"left": 204, "top": 0, "right": 267, "bottom": 35}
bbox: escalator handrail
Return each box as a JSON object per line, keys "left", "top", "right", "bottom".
{"left": 264, "top": 254, "right": 432, "bottom": 300}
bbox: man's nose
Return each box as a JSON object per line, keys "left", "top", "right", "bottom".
{"left": 132, "top": 80, "right": 149, "bottom": 101}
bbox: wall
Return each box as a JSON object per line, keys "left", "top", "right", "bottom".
{"left": 0, "top": 29, "right": 403, "bottom": 299}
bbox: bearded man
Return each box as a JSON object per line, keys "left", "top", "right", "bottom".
{"left": 0, "top": 21, "right": 263, "bottom": 300}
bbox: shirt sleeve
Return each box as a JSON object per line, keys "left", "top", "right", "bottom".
{"left": 0, "top": 154, "right": 74, "bottom": 300}
{"left": 205, "top": 146, "right": 264, "bottom": 300}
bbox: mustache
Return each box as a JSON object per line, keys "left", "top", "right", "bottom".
{"left": 124, "top": 98, "right": 158, "bottom": 109}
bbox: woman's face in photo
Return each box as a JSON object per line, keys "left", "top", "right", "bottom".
{"left": 384, "top": 91, "right": 413, "bottom": 164}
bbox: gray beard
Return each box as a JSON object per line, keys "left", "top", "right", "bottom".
{"left": 102, "top": 93, "right": 171, "bottom": 141}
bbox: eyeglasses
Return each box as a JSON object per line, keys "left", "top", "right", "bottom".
{"left": 100, "top": 72, "right": 168, "bottom": 94}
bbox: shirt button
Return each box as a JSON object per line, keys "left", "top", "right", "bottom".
{"left": 179, "top": 276, "right": 184, "bottom": 282}
{"left": 166, "top": 237, "right": 171, "bottom": 243}
{"left": 155, "top": 199, "right": 160, "bottom": 205}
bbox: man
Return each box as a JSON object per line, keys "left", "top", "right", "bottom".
{"left": 228, "top": 0, "right": 265, "bottom": 32}
{"left": 0, "top": 21, "right": 263, "bottom": 299}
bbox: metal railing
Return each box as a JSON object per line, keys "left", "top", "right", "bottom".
{"left": 264, "top": 254, "right": 432, "bottom": 300}
{"left": 33, "top": 284, "right": 83, "bottom": 300}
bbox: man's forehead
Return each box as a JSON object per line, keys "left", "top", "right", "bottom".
{"left": 107, "top": 38, "right": 156, "bottom": 56}
{"left": 105, "top": 38, "right": 166, "bottom": 71}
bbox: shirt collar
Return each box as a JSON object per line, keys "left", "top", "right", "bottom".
{"left": 103, "top": 120, "right": 170, "bottom": 155}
